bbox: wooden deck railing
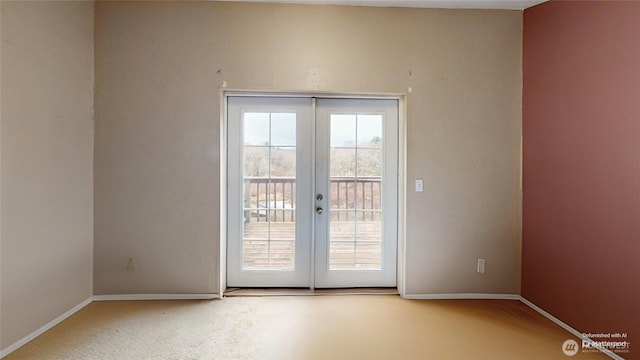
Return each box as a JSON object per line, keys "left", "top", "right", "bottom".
{"left": 244, "top": 177, "right": 381, "bottom": 223}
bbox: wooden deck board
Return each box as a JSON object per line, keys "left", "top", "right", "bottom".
{"left": 242, "top": 221, "right": 382, "bottom": 270}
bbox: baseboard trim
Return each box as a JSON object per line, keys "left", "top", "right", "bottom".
{"left": 519, "top": 297, "right": 624, "bottom": 360}
{"left": 402, "top": 293, "right": 521, "bottom": 300}
{"left": 0, "top": 297, "right": 93, "bottom": 359}
{"left": 92, "top": 293, "right": 220, "bottom": 301}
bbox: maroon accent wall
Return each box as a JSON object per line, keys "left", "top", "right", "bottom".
{"left": 523, "top": 0, "right": 640, "bottom": 356}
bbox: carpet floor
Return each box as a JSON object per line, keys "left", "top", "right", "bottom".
{"left": 4, "top": 295, "right": 609, "bottom": 359}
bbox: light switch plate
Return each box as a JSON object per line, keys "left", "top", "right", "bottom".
{"left": 415, "top": 179, "right": 424, "bottom": 192}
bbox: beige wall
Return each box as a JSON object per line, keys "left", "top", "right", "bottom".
{"left": 0, "top": 1, "right": 94, "bottom": 349}
{"left": 94, "top": 1, "right": 522, "bottom": 295}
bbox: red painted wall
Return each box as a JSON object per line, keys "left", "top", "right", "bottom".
{"left": 523, "top": 0, "right": 640, "bottom": 357}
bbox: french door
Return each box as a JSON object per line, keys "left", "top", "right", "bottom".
{"left": 227, "top": 96, "right": 398, "bottom": 288}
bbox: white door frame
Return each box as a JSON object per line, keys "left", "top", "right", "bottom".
{"left": 219, "top": 90, "right": 407, "bottom": 296}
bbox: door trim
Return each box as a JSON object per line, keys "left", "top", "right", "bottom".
{"left": 220, "top": 90, "right": 407, "bottom": 296}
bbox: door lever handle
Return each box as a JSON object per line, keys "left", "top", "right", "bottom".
{"left": 316, "top": 207, "right": 324, "bottom": 215}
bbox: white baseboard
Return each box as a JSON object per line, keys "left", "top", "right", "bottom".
{"left": 519, "top": 297, "right": 624, "bottom": 360}
{"left": 0, "top": 297, "right": 93, "bottom": 359}
{"left": 402, "top": 293, "right": 521, "bottom": 300}
{"left": 92, "top": 293, "right": 220, "bottom": 301}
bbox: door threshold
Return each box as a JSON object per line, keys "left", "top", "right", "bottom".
{"left": 224, "top": 287, "right": 398, "bottom": 297}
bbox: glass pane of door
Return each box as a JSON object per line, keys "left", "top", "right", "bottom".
{"left": 328, "top": 114, "right": 383, "bottom": 270}
{"left": 242, "top": 112, "right": 297, "bottom": 270}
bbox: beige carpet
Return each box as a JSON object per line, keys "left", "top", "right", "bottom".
{"left": 5, "top": 296, "right": 608, "bottom": 360}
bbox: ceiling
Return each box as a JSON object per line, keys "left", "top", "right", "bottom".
{"left": 217, "top": 0, "right": 549, "bottom": 10}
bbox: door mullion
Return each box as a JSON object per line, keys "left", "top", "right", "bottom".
{"left": 310, "top": 97, "right": 317, "bottom": 291}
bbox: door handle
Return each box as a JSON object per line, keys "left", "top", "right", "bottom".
{"left": 316, "top": 207, "right": 324, "bottom": 215}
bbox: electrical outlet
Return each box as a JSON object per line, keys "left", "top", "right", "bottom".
{"left": 126, "top": 258, "right": 137, "bottom": 272}
{"left": 477, "top": 259, "right": 485, "bottom": 274}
